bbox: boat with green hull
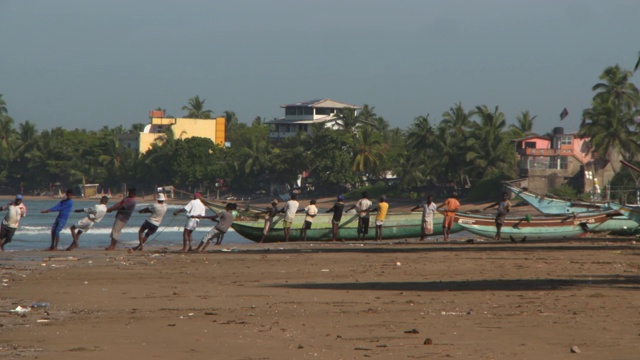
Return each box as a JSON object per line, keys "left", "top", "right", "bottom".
{"left": 231, "top": 212, "right": 463, "bottom": 243}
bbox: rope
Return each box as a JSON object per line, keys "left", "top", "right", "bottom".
{"left": 144, "top": 215, "right": 179, "bottom": 246}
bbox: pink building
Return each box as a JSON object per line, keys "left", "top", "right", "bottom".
{"left": 514, "top": 127, "right": 614, "bottom": 195}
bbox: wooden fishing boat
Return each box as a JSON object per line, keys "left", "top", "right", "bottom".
{"left": 504, "top": 184, "right": 640, "bottom": 233}
{"left": 454, "top": 210, "right": 619, "bottom": 241}
{"left": 231, "top": 211, "right": 463, "bottom": 242}
{"left": 504, "top": 184, "right": 609, "bottom": 214}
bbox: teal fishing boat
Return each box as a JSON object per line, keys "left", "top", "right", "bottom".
{"left": 504, "top": 184, "right": 609, "bottom": 214}
{"left": 504, "top": 184, "right": 640, "bottom": 233}
{"left": 454, "top": 210, "right": 618, "bottom": 241}
{"left": 231, "top": 211, "right": 463, "bottom": 242}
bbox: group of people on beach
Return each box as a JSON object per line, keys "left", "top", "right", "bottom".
{"left": 0, "top": 188, "right": 510, "bottom": 251}
{"left": 257, "top": 191, "right": 464, "bottom": 243}
{"left": 0, "top": 188, "right": 236, "bottom": 252}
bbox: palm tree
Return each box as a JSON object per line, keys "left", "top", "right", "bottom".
{"left": 466, "top": 105, "right": 515, "bottom": 180}
{"left": 406, "top": 114, "right": 435, "bottom": 151}
{"left": 441, "top": 102, "right": 474, "bottom": 135}
{"left": 509, "top": 111, "right": 537, "bottom": 136}
{"left": 356, "top": 104, "right": 381, "bottom": 128}
{"left": 335, "top": 108, "right": 360, "bottom": 132}
{"left": 0, "top": 94, "right": 7, "bottom": 116}
{"left": 182, "top": 96, "right": 213, "bottom": 118}
{"left": 592, "top": 65, "right": 639, "bottom": 111}
{"left": 352, "top": 126, "right": 385, "bottom": 177}
{"left": 634, "top": 51, "right": 640, "bottom": 72}
{"left": 579, "top": 66, "right": 640, "bottom": 169}
{"left": 239, "top": 127, "right": 270, "bottom": 176}
{"left": 394, "top": 151, "right": 427, "bottom": 191}
{"left": 579, "top": 97, "right": 640, "bottom": 167}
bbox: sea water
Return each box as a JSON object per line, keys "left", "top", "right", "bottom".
{"left": 1, "top": 199, "right": 252, "bottom": 251}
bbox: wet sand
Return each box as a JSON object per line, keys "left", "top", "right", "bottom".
{"left": 1, "top": 237, "right": 639, "bottom": 359}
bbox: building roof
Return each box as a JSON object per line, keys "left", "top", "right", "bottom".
{"left": 280, "top": 98, "right": 361, "bottom": 109}
{"left": 512, "top": 134, "right": 549, "bottom": 142}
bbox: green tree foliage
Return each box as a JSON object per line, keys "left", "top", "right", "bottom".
{"left": 579, "top": 65, "right": 640, "bottom": 169}
{"left": 509, "top": 110, "right": 536, "bottom": 137}
{"left": 182, "top": 96, "right": 213, "bottom": 119}
{"left": 465, "top": 105, "right": 516, "bottom": 180}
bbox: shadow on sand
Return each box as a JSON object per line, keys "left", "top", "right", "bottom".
{"left": 272, "top": 274, "right": 640, "bottom": 292}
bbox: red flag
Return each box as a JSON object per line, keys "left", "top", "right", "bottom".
{"left": 560, "top": 108, "right": 569, "bottom": 121}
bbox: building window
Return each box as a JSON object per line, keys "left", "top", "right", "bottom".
{"left": 548, "top": 156, "right": 568, "bottom": 170}
{"left": 527, "top": 156, "right": 549, "bottom": 169}
{"left": 561, "top": 136, "right": 572, "bottom": 145}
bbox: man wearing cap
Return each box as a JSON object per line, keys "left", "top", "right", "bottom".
{"left": 0, "top": 194, "right": 28, "bottom": 251}
{"left": 134, "top": 193, "right": 168, "bottom": 251}
{"left": 105, "top": 188, "right": 137, "bottom": 250}
{"left": 41, "top": 189, "right": 74, "bottom": 251}
{"left": 346, "top": 192, "right": 373, "bottom": 240}
{"left": 326, "top": 195, "right": 345, "bottom": 241}
{"left": 436, "top": 192, "right": 460, "bottom": 242}
{"left": 67, "top": 195, "right": 109, "bottom": 250}
{"left": 173, "top": 192, "right": 206, "bottom": 252}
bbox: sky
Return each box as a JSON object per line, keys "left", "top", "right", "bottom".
{"left": 1, "top": 0, "right": 639, "bottom": 134}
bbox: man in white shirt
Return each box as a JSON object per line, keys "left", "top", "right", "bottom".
{"left": 135, "top": 193, "right": 168, "bottom": 250}
{"left": 67, "top": 196, "right": 109, "bottom": 250}
{"left": 346, "top": 192, "right": 372, "bottom": 240}
{"left": 298, "top": 199, "right": 318, "bottom": 241}
{"left": 173, "top": 192, "right": 206, "bottom": 252}
{"left": 0, "top": 194, "right": 27, "bottom": 251}
{"left": 280, "top": 194, "right": 299, "bottom": 242}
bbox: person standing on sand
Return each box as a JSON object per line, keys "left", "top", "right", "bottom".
{"left": 346, "top": 192, "right": 372, "bottom": 240}
{"left": 436, "top": 192, "right": 460, "bottom": 242}
{"left": 279, "top": 194, "right": 299, "bottom": 242}
{"left": 0, "top": 194, "right": 27, "bottom": 251}
{"left": 173, "top": 192, "right": 206, "bottom": 252}
{"left": 484, "top": 191, "right": 511, "bottom": 241}
{"left": 411, "top": 194, "right": 437, "bottom": 241}
{"left": 193, "top": 203, "right": 235, "bottom": 252}
{"left": 67, "top": 196, "right": 109, "bottom": 250}
{"left": 298, "top": 199, "right": 318, "bottom": 241}
{"left": 326, "top": 195, "right": 345, "bottom": 241}
{"left": 41, "top": 189, "right": 74, "bottom": 251}
{"left": 105, "top": 188, "right": 137, "bottom": 250}
{"left": 134, "top": 193, "right": 168, "bottom": 251}
{"left": 369, "top": 195, "right": 389, "bottom": 241}
{"left": 259, "top": 200, "right": 279, "bottom": 243}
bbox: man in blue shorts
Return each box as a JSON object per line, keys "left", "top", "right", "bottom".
{"left": 41, "top": 189, "right": 74, "bottom": 251}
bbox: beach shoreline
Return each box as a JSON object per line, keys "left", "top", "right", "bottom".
{"left": 1, "top": 238, "right": 638, "bottom": 359}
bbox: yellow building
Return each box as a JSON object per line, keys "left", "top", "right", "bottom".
{"left": 120, "top": 110, "right": 226, "bottom": 154}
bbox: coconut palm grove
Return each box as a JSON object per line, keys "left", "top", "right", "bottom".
{"left": 0, "top": 64, "right": 639, "bottom": 201}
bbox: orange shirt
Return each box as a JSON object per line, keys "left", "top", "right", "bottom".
{"left": 444, "top": 198, "right": 460, "bottom": 215}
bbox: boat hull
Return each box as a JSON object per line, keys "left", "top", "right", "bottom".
{"left": 455, "top": 211, "right": 616, "bottom": 241}
{"left": 505, "top": 184, "right": 608, "bottom": 214}
{"left": 231, "top": 212, "right": 463, "bottom": 242}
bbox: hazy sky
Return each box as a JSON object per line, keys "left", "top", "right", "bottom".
{"left": 1, "top": 0, "right": 638, "bottom": 134}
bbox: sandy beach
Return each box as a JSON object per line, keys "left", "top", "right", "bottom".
{"left": 1, "top": 236, "right": 639, "bottom": 360}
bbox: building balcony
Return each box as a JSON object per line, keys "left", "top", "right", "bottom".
{"left": 517, "top": 148, "right": 574, "bottom": 156}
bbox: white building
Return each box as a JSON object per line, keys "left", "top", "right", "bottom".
{"left": 268, "top": 98, "right": 361, "bottom": 139}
